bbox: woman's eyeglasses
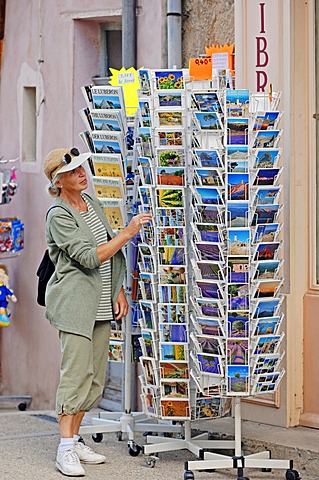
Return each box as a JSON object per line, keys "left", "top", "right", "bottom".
{"left": 62, "top": 147, "right": 80, "bottom": 165}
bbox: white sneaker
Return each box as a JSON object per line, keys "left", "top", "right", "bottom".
{"left": 74, "top": 441, "right": 106, "bottom": 464}
{"left": 56, "top": 448, "right": 85, "bottom": 476}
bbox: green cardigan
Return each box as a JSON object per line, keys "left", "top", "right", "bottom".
{"left": 45, "top": 194, "right": 126, "bottom": 340}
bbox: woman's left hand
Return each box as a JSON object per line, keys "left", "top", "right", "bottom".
{"left": 113, "top": 287, "right": 129, "bottom": 321}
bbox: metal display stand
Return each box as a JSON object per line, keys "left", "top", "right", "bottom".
{"left": 184, "top": 398, "right": 299, "bottom": 480}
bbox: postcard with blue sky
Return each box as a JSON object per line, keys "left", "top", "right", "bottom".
{"left": 252, "top": 130, "right": 281, "bottom": 149}
{"left": 156, "top": 207, "right": 186, "bottom": 227}
{"left": 191, "top": 297, "right": 223, "bottom": 319}
{"left": 192, "top": 92, "right": 223, "bottom": 113}
{"left": 197, "top": 353, "right": 223, "bottom": 376}
{"left": 154, "top": 70, "right": 184, "bottom": 90}
{"left": 194, "top": 168, "right": 223, "bottom": 187}
{"left": 252, "top": 298, "right": 282, "bottom": 319}
{"left": 253, "top": 186, "right": 281, "bottom": 205}
{"left": 191, "top": 315, "right": 224, "bottom": 337}
{"left": 253, "top": 111, "right": 281, "bottom": 132}
{"left": 228, "top": 311, "right": 249, "bottom": 338}
{"left": 253, "top": 223, "right": 280, "bottom": 243}
{"left": 157, "top": 166, "right": 185, "bottom": 186}
{"left": 254, "top": 148, "right": 281, "bottom": 168}
{"left": 225, "top": 89, "right": 250, "bottom": 117}
{"left": 227, "top": 365, "right": 249, "bottom": 395}
{"left": 227, "top": 228, "right": 250, "bottom": 255}
{"left": 160, "top": 342, "right": 187, "bottom": 361}
{"left": 253, "top": 334, "right": 283, "bottom": 355}
{"left": 227, "top": 202, "right": 249, "bottom": 227}
{"left": 253, "top": 168, "right": 281, "bottom": 186}
{"left": 157, "top": 226, "right": 186, "bottom": 247}
{"left": 252, "top": 316, "right": 282, "bottom": 337}
{"left": 138, "top": 69, "right": 152, "bottom": 96}
{"left": 226, "top": 118, "right": 249, "bottom": 146}
{"left": 226, "top": 145, "right": 249, "bottom": 160}
{"left": 159, "top": 323, "right": 188, "bottom": 343}
{"left": 254, "top": 242, "right": 280, "bottom": 261}
{"left": 191, "top": 223, "right": 221, "bottom": 243}
{"left": 156, "top": 91, "right": 184, "bottom": 108}
{"left": 158, "top": 246, "right": 186, "bottom": 266}
{"left": 227, "top": 160, "right": 248, "bottom": 173}
{"left": 193, "top": 186, "right": 223, "bottom": 205}
{"left": 251, "top": 204, "right": 280, "bottom": 226}
{"left": 228, "top": 173, "right": 249, "bottom": 201}
{"left": 192, "top": 204, "right": 224, "bottom": 224}
{"left": 194, "top": 111, "right": 223, "bottom": 131}
{"left": 193, "top": 149, "right": 223, "bottom": 168}
{"left": 159, "top": 284, "right": 187, "bottom": 304}
{"left": 253, "top": 260, "right": 281, "bottom": 280}
{"left": 252, "top": 352, "right": 284, "bottom": 376}
{"left": 139, "top": 300, "right": 157, "bottom": 330}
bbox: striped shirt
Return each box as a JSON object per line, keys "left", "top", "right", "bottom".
{"left": 80, "top": 199, "right": 113, "bottom": 321}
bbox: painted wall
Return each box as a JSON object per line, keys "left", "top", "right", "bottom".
{"left": 0, "top": 0, "right": 164, "bottom": 410}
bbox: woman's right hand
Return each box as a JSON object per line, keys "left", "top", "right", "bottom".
{"left": 124, "top": 213, "right": 153, "bottom": 239}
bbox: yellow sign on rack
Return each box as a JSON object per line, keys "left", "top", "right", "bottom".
{"left": 109, "top": 67, "right": 139, "bottom": 116}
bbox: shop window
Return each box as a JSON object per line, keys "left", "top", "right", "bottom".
{"left": 99, "top": 23, "right": 122, "bottom": 78}
{"left": 21, "top": 86, "right": 37, "bottom": 163}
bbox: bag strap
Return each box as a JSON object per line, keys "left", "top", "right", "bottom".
{"left": 46, "top": 205, "right": 71, "bottom": 221}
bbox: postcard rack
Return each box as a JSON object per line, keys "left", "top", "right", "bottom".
{"left": 133, "top": 69, "right": 298, "bottom": 480}
{"left": 78, "top": 84, "right": 183, "bottom": 454}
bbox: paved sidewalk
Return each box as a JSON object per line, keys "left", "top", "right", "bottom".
{"left": 0, "top": 409, "right": 316, "bottom": 480}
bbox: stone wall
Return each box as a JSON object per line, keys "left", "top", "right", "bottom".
{"left": 182, "top": 0, "right": 234, "bottom": 66}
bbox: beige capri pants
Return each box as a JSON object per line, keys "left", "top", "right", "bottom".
{"left": 56, "top": 321, "right": 111, "bottom": 416}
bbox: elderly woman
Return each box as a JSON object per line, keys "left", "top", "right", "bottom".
{"left": 43, "top": 148, "right": 151, "bottom": 476}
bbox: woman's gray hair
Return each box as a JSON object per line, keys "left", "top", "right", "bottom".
{"left": 47, "top": 173, "right": 62, "bottom": 197}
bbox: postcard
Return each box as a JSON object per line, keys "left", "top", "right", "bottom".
{"left": 160, "top": 399, "right": 190, "bottom": 419}
{"left": 139, "top": 329, "right": 157, "bottom": 358}
{"left": 227, "top": 365, "right": 249, "bottom": 394}
{"left": 158, "top": 303, "right": 187, "bottom": 324}
{"left": 81, "top": 84, "right": 93, "bottom": 109}
{"left": 228, "top": 256, "right": 249, "bottom": 283}
{"left": 137, "top": 126, "right": 154, "bottom": 157}
{"left": 160, "top": 342, "right": 187, "bottom": 361}
{"left": 195, "top": 280, "right": 224, "bottom": 301}
{"left": 228, "top": 311, "right": 249, "bottom": 338}
{"left": 195, "top": 397, "right": 223, "bottom": 419}
{"left": 252, "top": 297, "right": 283, "bottom": 319}
{"left": 228, "top": 283, "right": 249, "bottom": 310}
{"left": 191, "top": 91, "right": 223, "bottom": 113}
{"left": 138, "top": 243, "right": 156, "bottom": 260}
{"left": 138, "top": 69, "right": 152, "bottom": 96}
{"left": 253, "top": 260, "right": 282, "bottom": 280}
{"left": 252, "top": 315, "right": 283, "bottom": 337}
{"left": 191, "top": 223, "right": 222, "bottom": 243}
{"left": 192, "top": 259, "right": 225, "bottom": 282}
{"left": 154, "top": 69, "right": 184, "bottom": 90}
{"left": 160, "top": 380, "right": 189, "bottom": 399}
{"left": 252, "top": 130, "right": 281, "bottom": 149}
{"left": 251, "top": 352, "right": 285, "bottom": 376}
{"left": 91, "top": 131, "right": 125, "bottom": 156}
{"left": 194, "top": 111, "right": 223, "bottom": 131}
{"left": 157, "top": 226, "right": 186, "bottom": 246}
{"left": 190, "top": 315, "right": 225, "bottom": 339}
{"left": 193, "top": 149, "right": 224, "bottom": 168}
{"left": 225, "top": 89, "right": 250, "bottom": 117}
{"left": 253, "top": 148, "right": 281, "bottom": 169}
{"left": 226, "top": 145, "right": 249, "bottom": 162}
{"left": 90, "top": 109, "right": 125, "bottom": 133}
{"left": 108, "top": 341, "right": 124, "bottom": 362}
{"left": 157, "top": 147, "right": 186, "bottom": 166}
{"left": 157, "top": 187, "right": 185, "bottom": 208}
{"left": 139, "top": 223, "right": 156, "bottom": 247}
{"left": 155, "top": 90, "right": 185, "bottom": 108}
{"left": 138, "top": 156, "right": 154, "bottom": 185}
{"left": 253, "top": 279, "right": 283, "bottom": 298}
{"left": 159, "top": 323, "right": 188, "bottom": 343}
{"left": 139, "top": 98, "right": 153, "bottom": 127}
{"left": 228, "top": 173, "right": 249, "bottom": 201}
{"left": 252, "top": 369, "right": 285, "bottom": 395}
{"left": 254, "top": 242, "right": 280, "bottom": 261}
{"left": 159, "top": 284, "right": 187, "bottom": 304}
{"left": 228, "top": 228, "right": 250, "bottom": 255}
{"left": 98, "top": 198, "right": 126, "bottom": 230}
{"left": 139, "top": 273, "right": 157, "bottom": 302}
{"left": 193, "top": 333, "right": 224, "bottom": 356}
{"left": 192, "top": 204, "right": 224, "bottom": 224}
{"left": 253, "top": 223, "right": 281, "bottom": 243}
{"left": 192, "top": 186, "right": 223, "bottom": 205}
{"left": 79, "top": 107, "right": 94, "bottom": 131}
{"left": 196, "top": 353, "right": 223, "bottom": 376}
{"left": 253, "top": 186, "right": 281, "bottom": 205}
{"left": 227, "top": 338, "right": 249, "bottom": 366}
{"left": 191, "top": 297, "right": 224, "bottom": 319}
{"left": 157, "top": 166, "right": 185, "bottom": 186}
{"left": 226, "top": 118, "right": 249, "bottom": 146}
{"left": 155, "top": 128, "right": 184, "bottom": 147}
{"left": 92, "top": 176, "right": 125, "bottom": 199}
{"left": 158, "top": 245, "right": 186, "bottom": 266}
{"left": 227, "top": 202, "right": 249, "bottom": 227}
{"left": 252, "top": 333, "right": 284, "bottom": 355}
{"left": 253, "top": 111, "right": 281, "bottom": 132}
{"left": 156, "top": 110, "right": 184, "bottom": 127}
{"left": 91, "top": 85, "right": 125, "bottom": 112}
{"left": 227, "top": 160, "right": 249, "bottom": 174}
{"left": 91, "top": 153, "right": 125, "bottom": 180}
{"left": 159, "top": 265, "right": 187, "bottom": 284}
{"left": 156, "top": 207, "right": 186, "bottom": 227}
{"left": 253, "top": 168, "right": 281, "bottom": 186}
{"left": 110, "top": 321, "right": 123, "bottom": 341}
{"left": 139, "top": 300, "right": 157, "bottom": 330}
{"left": 160, "top": 361, "right": 189, "bottom": 379}
{"left": 140, "top": 356, "right": 159, "bottom": 386}
{"left": 193, "top": 168, "right": 223, "bottom": 187}
{"left": 141, "top": 386, "right": 158, "bottom": 417}
{"left": 194, "top": 241, "right": 223, "bottom": 262}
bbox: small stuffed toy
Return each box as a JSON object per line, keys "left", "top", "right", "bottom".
{"left": 0, "top": 264, "right": 17, "bottom": 327}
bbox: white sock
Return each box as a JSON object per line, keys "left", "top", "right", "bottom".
{"left": 73, "top": 434, "right": 80, "bottom": 443}
{"left": 59, "top": 437, "right": 75, "bottom": 453}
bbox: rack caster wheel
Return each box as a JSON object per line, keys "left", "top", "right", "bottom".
{"left": 116, "top": 431, "right": 122, "bottom": 441}
{"left": 184, "top": 471, "right": 195, "bottom": 480}
{"left": 18, "top": 402, "right": 27, "bottom": 411}
{"left": 286, "top": 469, "right": 301, "bottom": 480}
{"left": 146, "top": 455, "right": 157, "bottom": 468}
{"left": 128, "top": 441, "right": 142, "bottom": 456}
{"left": 92, "top": 433, "right": 103, "bottom": 443}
